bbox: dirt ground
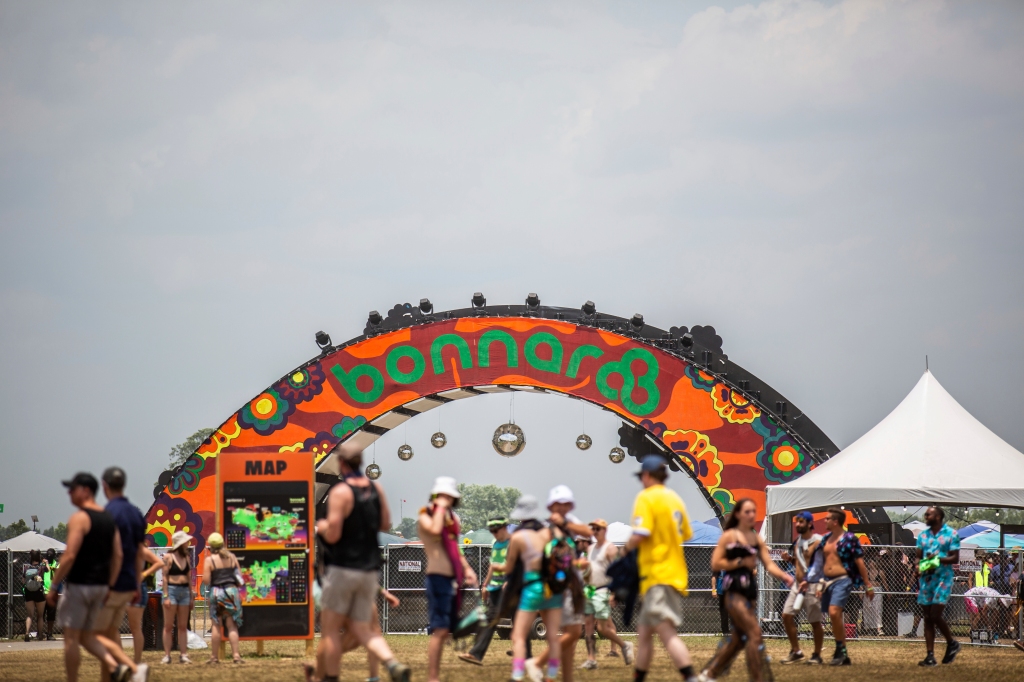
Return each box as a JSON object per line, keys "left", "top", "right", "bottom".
{"left": 1, "top": 635, "right": 1022, "bottom": 682}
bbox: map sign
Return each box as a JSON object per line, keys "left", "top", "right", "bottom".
{"left": 234, "top": 551, "right": 308, "bottom": 606}
{"left": 223, "top": 481, "right": 309, "bottom": 550}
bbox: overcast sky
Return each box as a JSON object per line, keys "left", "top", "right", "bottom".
{"left": 2, "top": 1, "right": 1022, "bottom": 531}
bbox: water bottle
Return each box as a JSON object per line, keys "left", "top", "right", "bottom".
{"left": 792, "top": 592, "right": 805, "bottom": 612}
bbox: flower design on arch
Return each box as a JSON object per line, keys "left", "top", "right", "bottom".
{"left": 684, "top": 365, "right": 717, "bottom": 393}
{"left": 711, "top": 384, "right": 761, "bottom": 424}
{"left": 197, "top": 416, "right": 241, "bottom": 457}
{"left": 330, "top": 415, "right": 367, "bottom": 442}
{"left": 639, "top": 419, "right": 667, "bottom": 439}
{"left": 274, "top": 364, "right": 326, "bottom": 405}
{"left": 303, "top": 431, "right": 340, "bottom": 464}
{"left": 757, "top": 437, "right": 809, "bottom": 483}
{"left": 146, "top": 494, "right": 207, "bottom": 554}
{"left": 662, "top": 428, "right": 724, "bottom": 492}
{"left": 238, "top": 388, "right": 294, "bottom": 435}
{"left": 712, "top": 489, "right": 736, "bottom": 516}
{"left": 168, "top": 454, "right": 210, "bottom": 495}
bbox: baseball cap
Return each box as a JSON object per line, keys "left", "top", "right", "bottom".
{"left": 634, "top": 455, "right": 668, "bottom": 478}
{"left": 102, "top": 466, "right": 127, "bottom": 489}
{"left": 207, "top": 532, "right": 225, "bottom": 549}
{"left": 62, "top": 472, "right": 98, "bottom": 494}
{"left": 547, "top": 485, "right": 575, "bottom": 508}
{"left": 795, "top": 511, "right": 814, "bottom": 523}
{"left": 589, "top": 518, "right": 609, "bottom": 529}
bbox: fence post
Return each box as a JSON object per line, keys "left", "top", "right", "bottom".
{"left": 6, "top": 548, "right": 11, "bottom": 640}
{"left": 1019, "top": 550, "right": 1023, "bottom": 643}
{"left": 382, "top": 545, "right": 389, "bottom": 635}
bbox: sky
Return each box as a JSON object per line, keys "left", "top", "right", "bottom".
{"left": 1, "top": 1, "right": 1023, "bottom": 531}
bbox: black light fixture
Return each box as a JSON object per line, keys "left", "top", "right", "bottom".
{"left": 315, "top": 330, "right": 333, "bottom": 351}
{"left": 581, "top": 300, "right": 597, "bottom": 316}
{"left": 419, "top": 298, "right": 433, "bottom": 315}
{"left": 630, "top": 313, "right": 645, "bottom": 331}
{"left": 680, "top": 332, "right": 693, "bottom": 349}
{"left": 367, "top": 310, "right": 383, "bottom": 327}
{"left": 776, "top": 401, "right": 788, "bottom": 418}
{"left": 525, "top": 293, "right": 540, "bottom": 309}
{"left": 472, "top": 292, "right": 486, "bottom": 308}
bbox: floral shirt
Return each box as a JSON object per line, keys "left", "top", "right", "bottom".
{"left": 916, "top": 524, "right": 959, "bottom": 584}
{"left": 820, "top": 531, "right": 865, "bottom": 587}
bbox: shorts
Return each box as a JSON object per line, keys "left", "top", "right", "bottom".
{"left": 321, "top": 566, "right": 379, "bottom": 623}
{"left": 164, "top": 584, "right": 192, "bottom": 606}
{"left": 562, "top": 591, "right": 584, "bottom": 627}
{"left": 24, "top": 589, "right": 46, "bottom": 603}
{"left": 820, "top": 577, "right": 854, "bottom": 611}
{"left": 519, "top": 572, "right": 563, "bottom": 613}
{"left": 782, "top": 585, "right": 822, "bottom": 622}
{"left": 93, "top": 590, "right": 134, "bottom": 632}
{"left": 425, "top": 574, "right": 458, "bottom": 633}
{"left": 131, "top": 583, "right": 148, "bottom": 608}
{"left": 918, "top": 573, "right": 954, "bottom": 606}
{"left": 585, "top": 588, "right": 612, "bottom": 620}
{"left": 638, "top": 585, "right": 683, "bottom": 628}
{"left": 57, "top": 584, "right": 109, "bottom": 631}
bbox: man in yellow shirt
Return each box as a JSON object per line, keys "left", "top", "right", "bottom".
{"left": 625, "top": 455, "right": 697, "bottom": 682}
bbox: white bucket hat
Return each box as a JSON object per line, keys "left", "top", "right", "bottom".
{"left": 430, "top": 476, "right": 461, "bottom": 500}
{"left": 547, "top": 484, "right": 575, "bottom": 509}
{"left": 170, "top": 530, "right": 193, "bottom": 551}
{"left": 510, "top": 494, "right": 542, "bottom": 522}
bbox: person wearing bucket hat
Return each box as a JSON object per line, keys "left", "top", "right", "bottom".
{"left": 623, "top": 456, "right": 699, "bottom": 682}
{"left": 779, "top": 511, "right": 825, "bottom": 665}
{"left": 418, "top": 476, "right": 478, "bottom": 682}
{"left": 47, "top": 472, "right": 135, "bottom": 682}
{"left": 160, "top": 529, "right": 195, "bottom": 664}
{"left": 314, "top": 441, "right": 411, "bottom": 682}
{"left": 503, "top": 494, "right": 564, "bottom": 682}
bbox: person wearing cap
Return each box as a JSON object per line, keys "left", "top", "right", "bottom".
{"left": 47, "top": 473, "right": 134, "bottom": 682}
{"left": 582, "top": 518, "right": 632, "bottom": 669}
{"left": 525, "top": 485, "right": 594, "bottom": 682}
{"left": 418, "top": 476, "right": 478, "bottom": 682}
{"left": 161, "top": 528, "right": 195, "bottom": 664}
{"left": 202, "top": 532, "right": 244, "bottom": 664}
{"left": 95, "top": 467, "right": 150, "bottom": 682}
{"left": 779, "top": 511, "right": 824, "bottom": 665}
{"left": 503, "top": 494, "right": 565, "bottom": 682}
{"left": 623, "top": 455, "right": 697, "bottom": 682}
{"left": 458, "top": 516, "right": 512, "bottom": 665}
{"left": 316, "top": 442, "right": 411, "bottom": 682}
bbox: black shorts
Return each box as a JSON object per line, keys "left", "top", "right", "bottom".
{"left": 45, "top": 601, "right": 58, "bottom": 622}
{"left": 24, "top": 590, "right": 46, "bottom": 603}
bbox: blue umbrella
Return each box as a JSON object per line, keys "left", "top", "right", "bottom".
{"left": 957, "top": 522, "right": 998, "bottom": 539}
{"left": 959, "top": 530, "right": 1024, "bottom": 549}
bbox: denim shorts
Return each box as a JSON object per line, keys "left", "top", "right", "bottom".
{"left": 821, "top": 577, "right": 854, "bottom": 611}
{"left": 164, "top": 584, "right": 192, "bottom": 606}
{"left": 425, "top": 574, "right": 457, "bottom": 634}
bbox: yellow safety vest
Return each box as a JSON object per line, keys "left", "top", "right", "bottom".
{"left": 974, "top": 564, "right": 990, "bottom": 587}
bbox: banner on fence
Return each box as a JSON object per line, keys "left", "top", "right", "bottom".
{"left": 398, "top": 560, "right": 421, "bottom": 572}
{"left": 958, "top": 549, "right": 982, "bottom": 573}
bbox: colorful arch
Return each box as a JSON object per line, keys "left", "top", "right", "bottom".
{"left": 144, "top": 303, "right": 843, "bottom": 551}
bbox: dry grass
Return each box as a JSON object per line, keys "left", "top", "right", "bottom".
{"left": 1, "top": 635, "right": 1022, "bottom": 682}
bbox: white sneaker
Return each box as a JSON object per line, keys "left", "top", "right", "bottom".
{"left": 580, "top": 659, "right": 598, "bottom": 670}
{"left": 160, "top": 655, "right": 171, "bottom": 665}
{"left": 621, "top": 641, "right": 635, "bottom": 666}
{"left": 132, "top": 663, "right": 150, "bottom": 682}
{"left": 179, "top": 654, "right": 192, "bottom": 664}
{"left": 697, "top": 671, "right": 717, "bottom": 682}
{"left": 525, "top": 657, "right": 544, "bottom": 682}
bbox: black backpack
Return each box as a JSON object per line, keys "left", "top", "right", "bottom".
{"left": 542, "top": 531, "right": 576, "bottom": 596}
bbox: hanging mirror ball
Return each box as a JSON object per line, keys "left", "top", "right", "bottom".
{"left": 365, "top": 463, "right": 381, "bottom": 480}
{"left": 397, "top": 444, "right": 414, "bottom": 461}
{"left": 431, "top": 432, "right": 447, "bottom": 449}
{"left": 492, "top": 423, "right": 526, "bottom": 457}
{"left": 576, "top": 434, "right": 592, "bottom": 451}
{"left": 608, "top": 447, "right": 626, "bottom": 464}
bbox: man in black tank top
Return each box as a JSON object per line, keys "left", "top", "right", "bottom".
{"left": 312, "top": 443, "right": 410, "bottom": 682}
{"left": 47, "top": 473, "right": 137, "bottom": 682}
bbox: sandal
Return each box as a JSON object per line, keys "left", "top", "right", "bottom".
{"left": 233, "top": 657, "right": 245, "bottom": 664}
{"left": 205, "top": 658, "right": 220, "bottom": 665}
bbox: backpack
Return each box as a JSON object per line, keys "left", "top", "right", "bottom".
{"left": 541, "top": 532, "right": 576, "bottom": 596}
{"left": 24, "top": 565, "right": 43, "bottom": 592}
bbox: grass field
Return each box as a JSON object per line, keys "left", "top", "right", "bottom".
{"left": 2, "top": 635, "right": 1022, "bottom": 682}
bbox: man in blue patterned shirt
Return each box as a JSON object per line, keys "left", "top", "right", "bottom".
{"left": 808, "top": 508, "right": 875, "bottom": 667}
{"left": 915, "top": 506, "right": 961, "bottom": 667}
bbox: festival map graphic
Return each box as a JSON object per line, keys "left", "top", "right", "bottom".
{"left": 224, "top": 481, "right": 309, "bottom": 550}
{"left": 235, "top": 551, "right": 308, "bottom": 606}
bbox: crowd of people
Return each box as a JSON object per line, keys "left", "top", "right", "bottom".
{"left": 18, "top": 452, "right": 1022, "bottom": 682}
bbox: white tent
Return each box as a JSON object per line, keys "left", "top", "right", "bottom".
{"left": 0, "top": 531, "right": 67, "bottom": 551}
{"left": 767, "top": 370, "right": 1024, "bottom": 515}
{"left": 902, "top": 520, "right": 928, "bottom": 538}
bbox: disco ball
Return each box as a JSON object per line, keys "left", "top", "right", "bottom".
{"left": 576, "top": 434, "right": 592, "bottom": 451}
{"left": 492, "top": 423, "right": 526, "bottom": 457}
{"left": 608, "top": 447, "right": 626, "bottom": 464}
{"left": 397, "top": 444, "right": 414, "bottom": 461}
{"left": 431, "top": 432, "right": 447, "bottom": 449}
{"left": 365, "top": 463, "right": 381, "bottom": 480}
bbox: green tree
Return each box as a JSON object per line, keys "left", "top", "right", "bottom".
{"left": 455, "top": 484, "right": 521, "bottom": 532}
{"left": 390, "top": 517, "right": 419, "bottom": 540}
{"left": 168, "top": 428, "right": 216, "bottom": 469}
{"left": 42, "top": 522, "right": 68, "bottom": 543}
{"left": 1, "top": 518, "right": 30, "bottom": 541}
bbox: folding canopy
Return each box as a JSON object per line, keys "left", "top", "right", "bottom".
{"left": 767, "top": 370, "right": 1024, "bottom": 515}
{"left": 0, "top": 530, "right": 67, "bottom": 551}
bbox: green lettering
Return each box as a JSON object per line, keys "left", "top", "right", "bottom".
{"left": 478, "top": 330, "right": 518, "bottom": 369}
{"left": 386, "top": 346, "right": 425, "bottom": 384}
{"left": 524, "top": 332, "right": 563, "bottom": 374}
{"left": 430, "top": 333, "right": 473, "bottom": 375}
{"left": 595, "top": 348, "right": 660, "bottom": 415}
{"left": 330, "top": 363, "right": 384, "bottom": 403}
{"left": 566, "top": 345, "right": 604, "bottom": 378}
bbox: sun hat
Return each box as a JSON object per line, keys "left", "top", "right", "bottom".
{"left": 170, "top": 530, "right": 193, "bottom": 551}
{"left": 795, "top": 511, "right": 815, "bottom": 523}
{"left": 430, "top": 476, "right": 461, "bottom": 499}
{"left": 510, "top": 495, "right": 542, "bottom": 522}
{"left": 62, "top": 472, "right": 98, "bottom": 494}
{"left": 207, "top": 532, "right": 224, "bottom": 550}
{"left": 547, "top": 484, "right": 575, "bottom": 509}
{"left": 634, "top": 455, "right": 668, "bottom": 478}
